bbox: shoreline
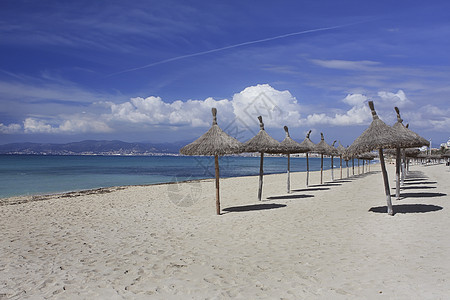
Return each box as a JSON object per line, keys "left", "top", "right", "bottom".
{"left": 0, "top": 158, "right": 373, "bottom": 203}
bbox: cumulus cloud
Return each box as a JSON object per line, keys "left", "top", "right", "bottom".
{"left": 104, "top": 84, "right": 303, "bottom": 131}
{"left": 377, "top": 90, "right": 410, "bottom": 108}
{"left": 106, "top": 96, "right": 234, "bottom": 127}
{"left": 23, "top": 116, "right": 112, "bottom": 134}
{"left": 23, "top": 118, "right": 57, "bottom": 133}
{"left": 302, "top": 93, "right": 371, "bottom": 126}
{"left": 402, "top": 105, "right": 450, "bottom": 131}
{"left": 0, "top": 123, "right": 22, "bottom": 134}
{"left": 342, "top": 93, "right": 368, "bottom": 106}
{"left": 232, "top": 84, "right": 302, "bottom": 128}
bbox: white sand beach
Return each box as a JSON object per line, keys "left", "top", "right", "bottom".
{"left": 1, "top": 163, "right": 449, "bottom": 299}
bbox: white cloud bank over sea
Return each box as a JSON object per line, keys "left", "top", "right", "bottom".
{"left": 1, "top": 84, "right": 448, "bottom": 142}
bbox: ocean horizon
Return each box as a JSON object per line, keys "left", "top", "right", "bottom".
{"left": 0, "top": 154, "right": 359, "bottom": 199}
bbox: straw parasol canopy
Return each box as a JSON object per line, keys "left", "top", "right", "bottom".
{"left": 393, "top": 107, "right": 429, "bottom": 147}
{"left": 337, "top": 142, "right": 346, "bottom": 157}
{"left": 280, "top": 126, "right": 309, "bottom": 193}
{"left": 242, "top": 116, "right": 281, "bottom": 201}
{"left": 357, "top": 152, "right": 377, "bottom": 160}
{"left": 242, "top": 116, "right": 281, "bottom": 153}
{"left": 180, "top": 107, "right": 242, "bottom": 215}
{"left": 298, "top": 130, "right": 317, "bottom": 187}
{"left": 279, "top": 126, "right": 309, "bottom": 154}
{"left": 347, "top": 101, "right": 411, "bottom": 215}
{"left": 314, "top": 133, "right": 338, "bottom": 184}
{"left": 392, "top": 107, "right": 430, "bottom": 199}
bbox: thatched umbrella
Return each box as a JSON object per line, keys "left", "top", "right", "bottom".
{"left": 298, "top": 130, "right": 316, "bottom": 187}
{"left": 242, "top": 116, "right": 281, "bottom": 201}
{"left": 337, "top": 142, "right": 346, "bottom": 179}
{"left": 314, "top": 133, "right": 337, "bottom": 184}
{"left": 347, "top": 101, "right": 411, "bottom": 215}
{"left": 279, "top": 126, "right": 309, "bottom": 193}
{"left": 392, "top": 107, "right": 429, "bottom": 199}
{"left": 180, "top": 108, "right": 242, "bottom": 215}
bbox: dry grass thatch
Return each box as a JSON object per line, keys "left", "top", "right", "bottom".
{"left": 357, "top": 152, "right": 377, "bottom": 160}
{"left": 298, "top": 130, "right": 316, "bottom": 152}
{"left": 180, "top": 108, "right": 242, "bottom": 156}
{"left": 347, "top": 102, "right": 413, "bottom": 156}
{"left": 279, "top": 126, "right": 309, "bottom": 154}
{"left": 314, "top": 133, "right": 338, "bottom": 155}
{"left": 336, "top": 142, "right": 346, "bottom": 155}
{"left": 242, "top": 116, "right": 281, "bottom": 153}
{"left": 393, "top": 107, "right": 429, "bottom": 148}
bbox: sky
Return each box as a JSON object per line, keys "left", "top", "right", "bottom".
{"left": 1, "top": 0, "right": 449, "bottom": 147}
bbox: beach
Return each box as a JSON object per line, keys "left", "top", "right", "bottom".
{"left": 1, "top": 163, "right": 449, "bottom": 299}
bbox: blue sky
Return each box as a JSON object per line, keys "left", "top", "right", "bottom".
{"left": 1, "top": 0, "right": 449, "bottom": 147}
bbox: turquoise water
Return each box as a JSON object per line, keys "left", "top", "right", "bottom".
{"left": 0, "top": 155, "right": 341, "bottom": 198}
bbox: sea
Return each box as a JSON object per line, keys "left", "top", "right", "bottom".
{"left": 0, "top": 155, "right": 344, "bottom": 199}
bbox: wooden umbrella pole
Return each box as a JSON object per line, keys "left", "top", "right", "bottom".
{"left": 346, "top": 160, "right": 349, "bottom": 178}
{"left": 352, "top": 158, "right": 355, "bottom": 176}
{"left": 358, "top": 159, "right": 360, "bottom": 175}
{"left": 287, "top": 153, "right": 291, "bottom": 193}
{"left": 395, "top": 148, "right": 401, "bottom": 199}
{"left": 340, "top": 156, "right": 342, "bottom": 179}
{"left": 258, "top": 152, "right": 264, "bottom": 201}
{"left": 379, "top": 148, "right": 394, "bottom": 216}
{"left": 306, "top": 152, "right": 310, "bottom": 187}
{"left": 401, "top": 149, "right": 406, "bottom": 184}
{"left": 331, "top": 155, "right": 334, "bottom": 181}
{"left": 320, "top": 154, "right": 324, "bottom": 184}
{"left": 214, "top": 155, "right": 220, "bottom": 215}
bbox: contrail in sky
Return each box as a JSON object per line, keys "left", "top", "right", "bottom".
{"left": 108, "top": 22, "right": 363, "bottom": 77}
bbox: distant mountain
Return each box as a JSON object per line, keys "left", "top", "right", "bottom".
{"left": 0, "top": 140, "right": 191, "bottom": 155}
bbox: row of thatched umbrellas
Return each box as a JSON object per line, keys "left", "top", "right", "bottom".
{"left": 180, "top": 102, "right": 428, "bottom": 216}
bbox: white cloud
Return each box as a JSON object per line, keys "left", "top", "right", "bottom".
{"left": 23, "top": 118, "right": 57, "bottom": 134}
{"left": 402, "top": 105, "right": 450, "bottom": 131}
{"left": 104, "top": 84, "right": 303, "bottom": 131}
{"left": 23, "top": 116, "right": 112, "bottom": 134}
{"left": 106, "top": 96, "right": 234, "bottom": 127}
{"left": 303, "top": 93, "right": 371, "bottom": 126}
{"left": 377, "top": 90, "right": 410, "bottom": 108}
{"left": 0, "top": 123, "right": 22, "bottom": 134}
{"left": 58, "top": 117, "right": 113, "bottom": 133}
{"left": 342, "top": 93, "right": 368, "bottom": 106}
{"left": 232, "top": 84, "right": 302, "bottom": 128}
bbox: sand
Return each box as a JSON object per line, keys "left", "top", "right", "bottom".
{"left": 1, "top": 162, "right": 449, "bottom": 299}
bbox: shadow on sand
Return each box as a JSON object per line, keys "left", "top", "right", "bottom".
{"left": 394, "top": 192, "right": 447, "bottom": 198}
{"left": 292, "top": 187, "right": 330, "bottom": 192}
{"left": 403, "top": 181, "right": 437, "bottom": 185}
{"left": 350, "top": 171, "right": 380, "bottom": 178}
{"left": 309, "top": 183, "right": 342, "bottom": 187}
{"left": 404, "top": 178, "right": 428, "bottom": 182}
{"left": 223, "top": 203, "right": 286, "bottom": 213}
{"left": 267, "top": 194, "right": 314, "bottom": 200}
{"left": 369, "top": 204, "right": 443, "bottom": 215}
{"left": 395, "top": 186, "right": 436, "bottom": 190}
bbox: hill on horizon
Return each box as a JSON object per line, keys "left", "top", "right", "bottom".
{"left": 0, "top": 140, "right": 192, "bottom": 155}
